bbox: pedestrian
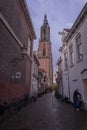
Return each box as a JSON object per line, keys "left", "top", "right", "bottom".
{"left": 73, "top": 89, "right": 81, "bottom": 110}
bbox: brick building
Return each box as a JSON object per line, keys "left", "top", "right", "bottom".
{"left": 38, "top": 14, "right": 53, "bottom": 87}
{"left": 0, "top": 0, "right": 36, "bottom": 103}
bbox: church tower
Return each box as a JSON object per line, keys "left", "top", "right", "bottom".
{"left": 38, "top": 14, "right": 53, "bottom": 85}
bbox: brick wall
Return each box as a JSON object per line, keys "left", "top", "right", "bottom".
{"left": 0, "top": 0, "right": 28, "bottom": 47}
{"left": 0, "top": 0, "right": 33, "bottom": 102}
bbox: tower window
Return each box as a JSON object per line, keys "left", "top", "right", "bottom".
{"left": 43, "top": 48, "right": 46, "bottom": 56}
{"left": 44, "top": 37, "right": 46, "bottom": 40}
{"left": 44, "top": 28, "right": 46, "bottom": 34}
{"left": 44, "top": 28, "right": 46, "bottom": 40}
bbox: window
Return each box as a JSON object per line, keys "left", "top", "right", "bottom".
{"left": 43, "top": 43, "right": 46, "bottom": 56}
{"left": 44, "top": 28, "right": 46, "bottom": 34}
{"left": 76, "top": 33, "right": 83, "bottom": 62}
{"left": 44, "top": 28, "right": 46, "bottom": 40}
{"left": 28, "top": 37, "right": 31, "bottom": 56}
{"left": 64, "top": 52, "right": 68, "bottom": 70}
{"left": 43, "top": 48, "right": 46, "bottom": 56}
{"left": 69, "top": 44, "right": 74, "bottom": 66}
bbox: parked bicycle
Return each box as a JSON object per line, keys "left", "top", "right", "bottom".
{"left": 78, "top": 96, "right": 84, "bottom": 110}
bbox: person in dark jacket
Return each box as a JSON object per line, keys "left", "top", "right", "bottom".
{"left": 73, "top": 89, "right": 81, "bottom": 110}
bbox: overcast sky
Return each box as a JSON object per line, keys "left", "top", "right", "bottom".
{"left": 26, "top": 0, "right": 87, "bottom": 77}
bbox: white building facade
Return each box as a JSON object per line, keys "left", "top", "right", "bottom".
{"left": 31, "top": 53, "right": 39, "bottom": 97}
{"left": 59, "top": 3, "right": 87, "bottom": 109}
{"left": 56, "top": 56, "right": 63, "bottom": 96}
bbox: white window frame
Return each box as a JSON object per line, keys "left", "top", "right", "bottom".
{"left": 64, "top": 52, "right": 68, "bottom": 70}
{"left": 69, "top": 44, "right": 74, "bottom": 66}
{"left": 76, "top": 33, "right": 83, "bottom": 62}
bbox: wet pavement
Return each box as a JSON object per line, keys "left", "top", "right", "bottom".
{"left": 0, "top": 92, "right": 87, "bottom": 130}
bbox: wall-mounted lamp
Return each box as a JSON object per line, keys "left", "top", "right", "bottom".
{"left": 11, "top": 72, "right": 21, "bottom": 82}
{"left": 12, "top": 45, "right": 27, "bottom": 64}
{"left": 11, "top": 45, "right": 27, "bottom": 82}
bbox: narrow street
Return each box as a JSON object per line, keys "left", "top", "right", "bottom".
{"left": 0, "top": 92, "right": 87, "bottom": 130}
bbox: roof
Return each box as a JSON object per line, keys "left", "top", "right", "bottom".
{"left": 65, "top": 3, "right": 87, "bottom": 42}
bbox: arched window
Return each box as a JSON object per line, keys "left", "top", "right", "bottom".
{"left": 44, "top": 28, "right": 46, "bottom": 40}
{"left": 43, "top": 48, "right": 46, "bottom": 56}
{"left": 44, "top": 28, "right": 45, "bottom": 34}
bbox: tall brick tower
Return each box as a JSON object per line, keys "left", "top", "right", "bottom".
{"left": 38, "top": 14, "right": 53, "bottom": 86}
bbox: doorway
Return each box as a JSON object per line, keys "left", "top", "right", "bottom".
{"left": 83, "top": 79, "right": 87, "bottom": 101}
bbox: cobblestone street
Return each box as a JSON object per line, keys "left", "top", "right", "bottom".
{"left": 0, "top": 92, "right": 87, "bottom": 130}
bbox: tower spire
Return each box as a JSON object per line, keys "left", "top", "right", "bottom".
{"left": 38, "top": 14, "right": 53, "bottom": 87}
{"left": 40, "top": 14, "right": 50, "bottom": 41}
{"left": 43, "top": 14, "right": 48, "bottom": 26}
